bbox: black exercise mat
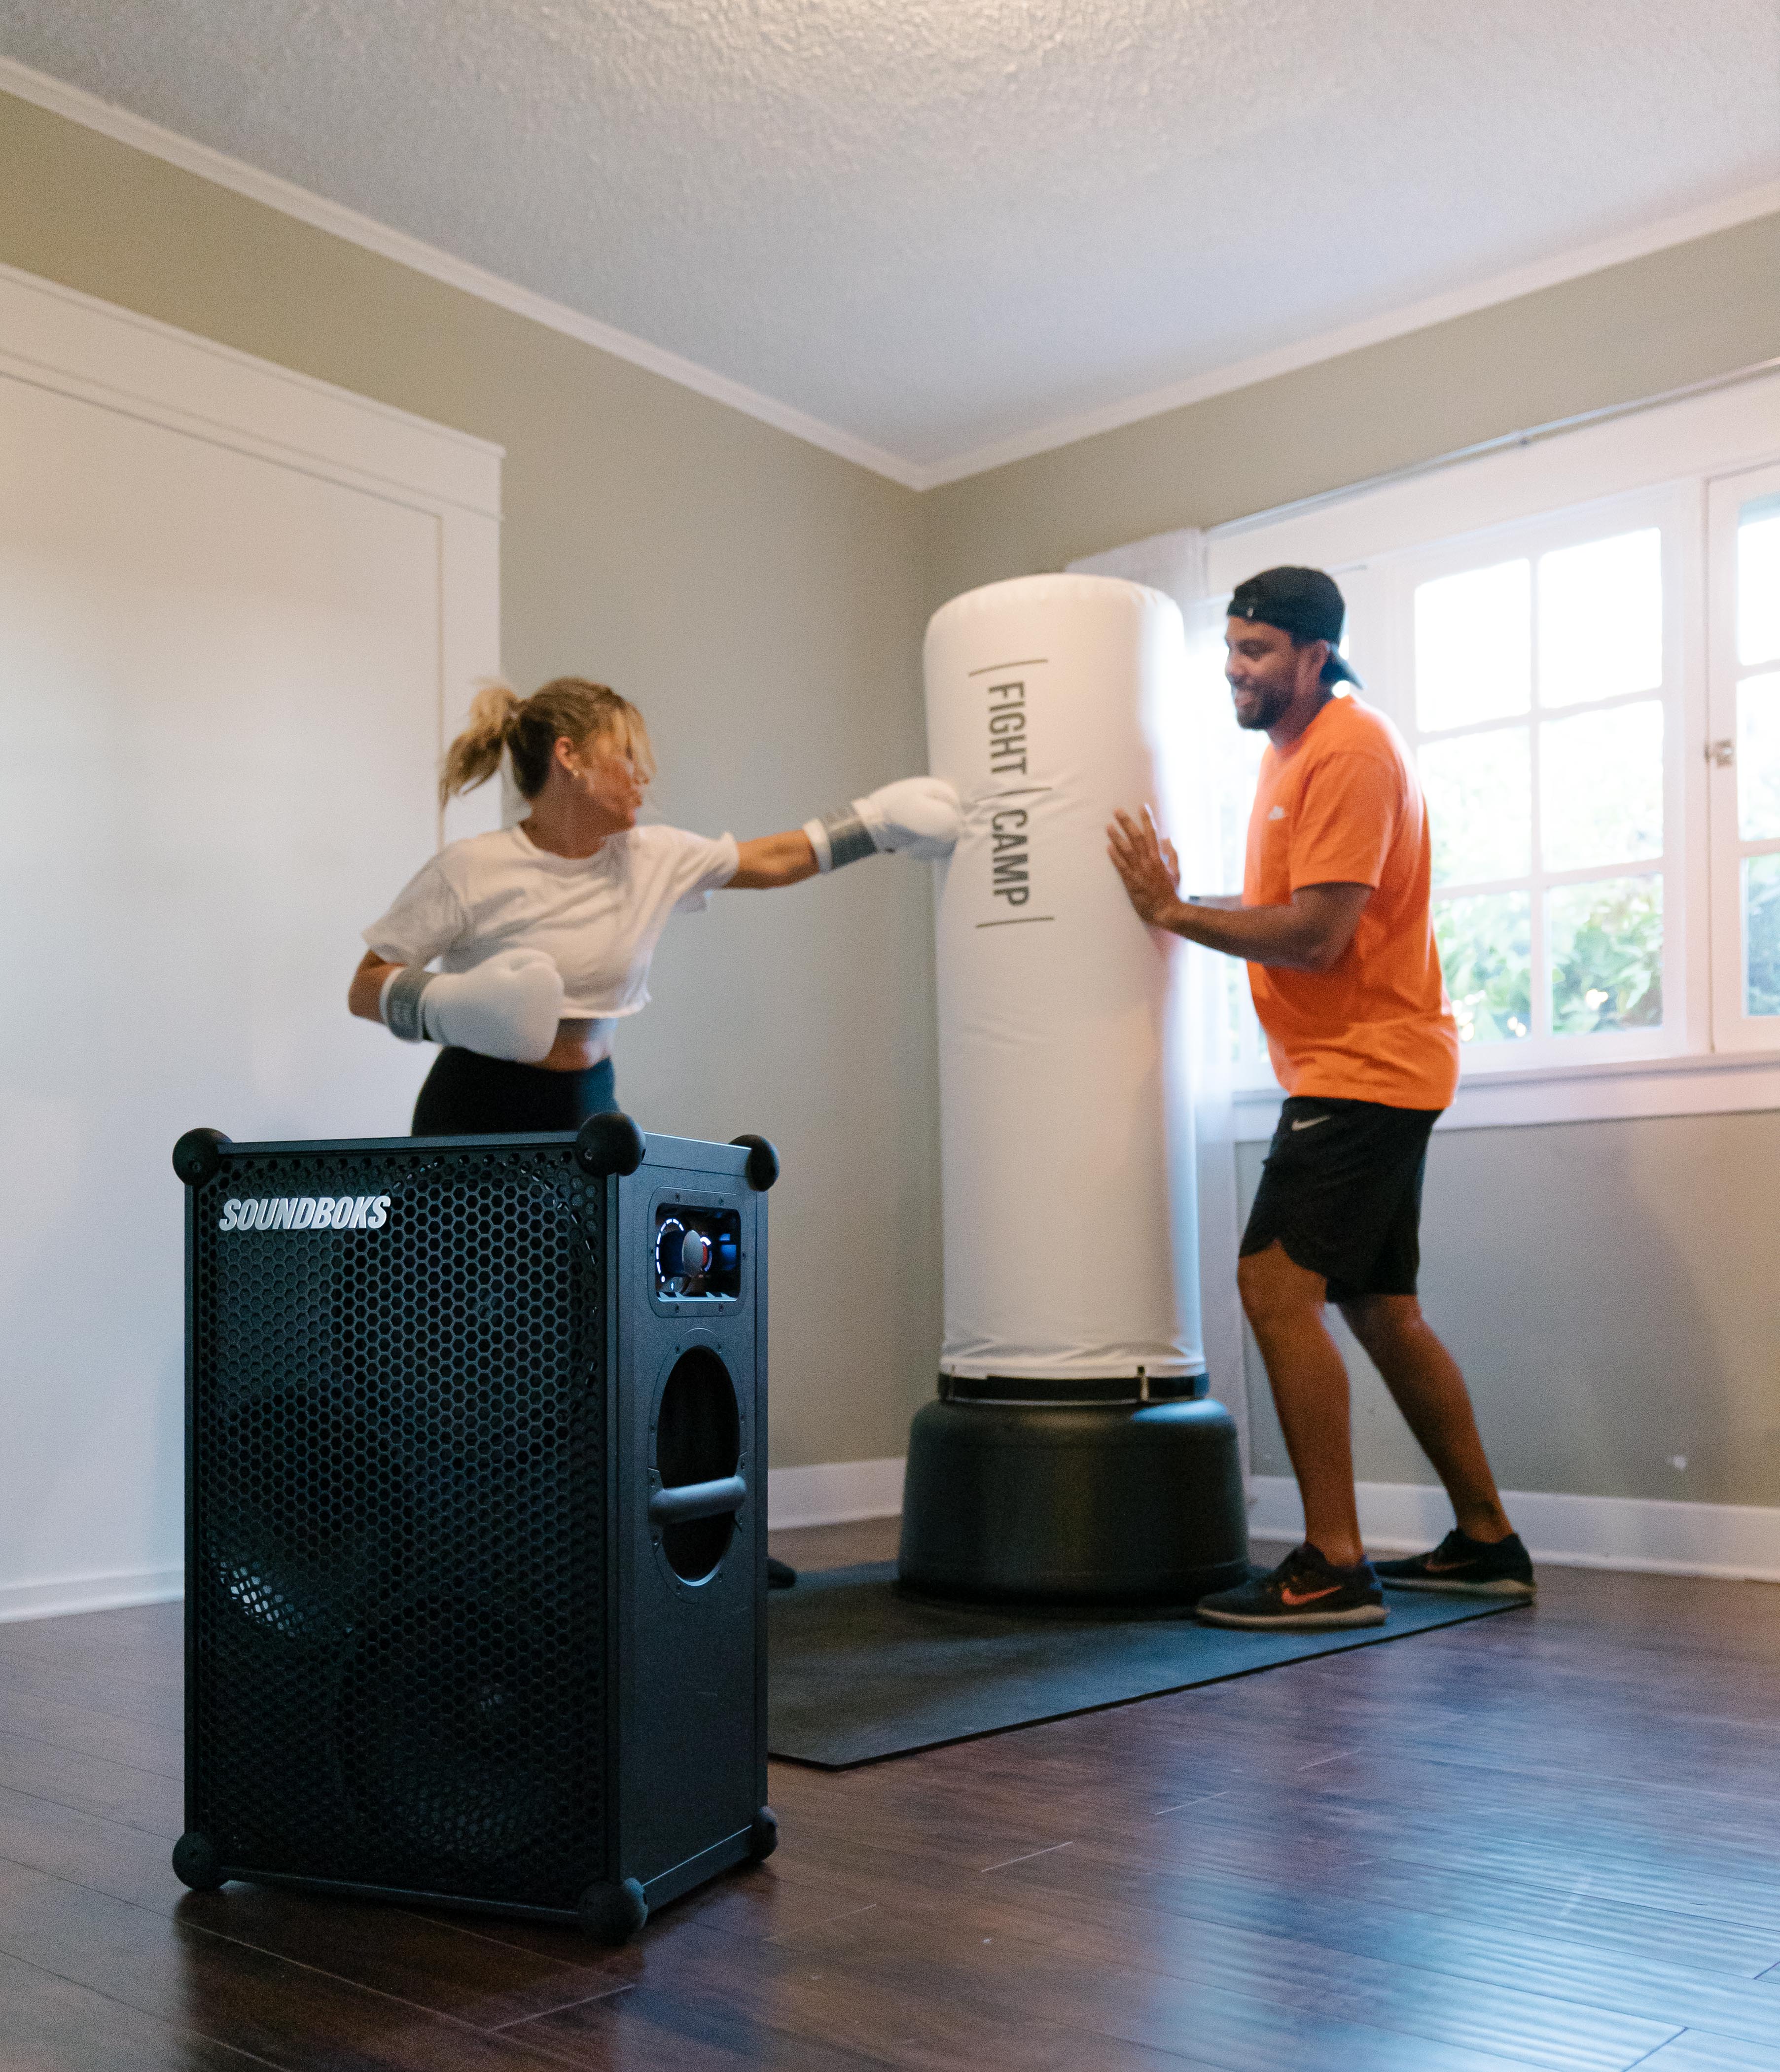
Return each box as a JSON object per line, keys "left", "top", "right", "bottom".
{"left": 768, "top": 1561, "right": 1528, "bottom": 1767}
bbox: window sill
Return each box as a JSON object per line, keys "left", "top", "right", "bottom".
{"left": 1230, "top": 1046, "right": 1780, "bottom": 1138}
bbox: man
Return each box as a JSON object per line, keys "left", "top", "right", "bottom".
{"left": 1106, "top": 566, "right": 1532, "bottom": 1629}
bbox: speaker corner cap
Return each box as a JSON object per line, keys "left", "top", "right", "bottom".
{"left": 575, "top": 1110, "right": 647, "bottom": 1177}
{"left": 172, "top": 1128, "right": 231, "bottom": 1186}
{"left": 728, "top": 1134, "right": 780, "bottom": 1191}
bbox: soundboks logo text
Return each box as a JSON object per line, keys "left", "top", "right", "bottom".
{"left": 219, "top": 1195, "right": 392, "bottom": 1233}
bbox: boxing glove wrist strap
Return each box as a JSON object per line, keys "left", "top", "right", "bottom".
{"left": 381, "top": 965, "right": 436, "bottom": 1043}
{"left": 802, "top": 808, "right": 876, "bottom": 874}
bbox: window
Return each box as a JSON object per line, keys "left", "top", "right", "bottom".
{"left": 1162, "top": 615, "right": 1272, "bottom": 1075}
{"left": 1387, "top": 494, "right": 1687, "bottom": 1070}
{"left": 1709, "top": 464, "right": 1780, "bottom": 1050}
{"left": 1195, "top": 499, "right": 1693, "bottom": 1079}
{"left": 1188, "top": 371, "right": 1780, "bottom": 1106}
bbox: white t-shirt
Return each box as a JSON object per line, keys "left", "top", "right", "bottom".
{"left": 364, "top": 822, "right": 740, "bottom": 1047}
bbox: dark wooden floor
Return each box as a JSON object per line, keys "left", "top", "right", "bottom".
{"left": 5, "top": 1524, "right": 1780, "bottom": 2072}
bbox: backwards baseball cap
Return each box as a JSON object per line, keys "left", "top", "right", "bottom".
{"left": 1228, "top": 566, "right": 1361, "bottom": 686}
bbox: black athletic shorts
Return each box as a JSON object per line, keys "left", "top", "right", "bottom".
{"left": 1240, "top": 1095, "right": 1441, "bottom": 1303}
{"left": 411, "top": 1046, "right": 618, "bottom": 1137}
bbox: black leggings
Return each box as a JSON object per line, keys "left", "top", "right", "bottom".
{"left": 411, "top": 1047, "right": 618, "bottom": 1137}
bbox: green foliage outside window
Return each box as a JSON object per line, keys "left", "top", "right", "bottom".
{"left": 1433, "top": 894, "right": 1531, "bottom": 1044}
{"left": 1549, "top": 878, "right": 1663, "bottom": 1034}
{"left": 1435, "top": 879, "right": 1665, "bottom": 1041}
{"left": 1746, "top": 854, "right": 1780, "bottom": 1016}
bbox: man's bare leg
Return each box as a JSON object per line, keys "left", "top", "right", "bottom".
{"left": 1237, "top": 1240, "right": 1365, "bottom": 1568}
{"left": 1338, "top": 1293, "right": 1512, "bottom": 1544}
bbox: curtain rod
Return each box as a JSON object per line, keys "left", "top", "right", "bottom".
{"left": 1206, "top": 355, "right": 1780, "bottom": 541}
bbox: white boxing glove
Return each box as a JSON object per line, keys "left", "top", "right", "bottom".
{"left": 803, "top": 775, "right": 962, "bottom": 871}
{"left": 381, "top": 948, "right": 565, "bottom": 1064}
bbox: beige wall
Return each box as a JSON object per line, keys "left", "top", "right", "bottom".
{"left": 9, "top": 78, "right": 1779, "bottom": 1501}
{"left": 921, "top": 212, "right": 1780, "bottom": 612}
{"left": 0, "top": 89, "right": 937, "bottom": 1474}
{"left": 923, "top": 208, "right": 1780, "bottom": 1508}
{"left": 1240, "top": 1116, "right": 1780, "bottom": 1507}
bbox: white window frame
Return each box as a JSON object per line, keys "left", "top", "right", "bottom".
{"left": 1194, "top": 369, "right": 1780, "bottom": 1133}
{"left": 1366, "top": 482, "right": 1704, "bottom": 1074}
{"left": 1708, "top": 460, "right": 1780, "bottom": 1052}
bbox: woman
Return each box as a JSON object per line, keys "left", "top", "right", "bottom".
{"left": 350, "top": 677, "right": 956, "bottom": 1137}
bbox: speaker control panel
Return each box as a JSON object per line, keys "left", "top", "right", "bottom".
{"left": 653, "top": 1203, "right": 742, "bottom": 1302}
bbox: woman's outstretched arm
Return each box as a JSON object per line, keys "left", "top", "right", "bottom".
{"left": 727, "top": 776, "right": 961, "bottom": 889}
{"left": 727, "top": 830, "right": 822, "bottom": 889}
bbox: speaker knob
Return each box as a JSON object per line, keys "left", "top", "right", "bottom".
{"left": 679, "top": 1230, "right": 712, "bottom": 1277}
{"left": 655, "top": 1219, "right": 688, "bottom": 1286}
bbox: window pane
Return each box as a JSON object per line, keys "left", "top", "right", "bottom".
{"left": 1214, "top": 724, "right": 1267, "bottom": 892}
{"left": 1738, "top": 671, "right": 1780, "bottom": 843}
{"left": 1540, "top": 700, "right": 1664, "bottom": 872}
{"left": 1549, "top": 876, "right": 1663, "bottom": 1034}
{"left": 1225, "top": 959, "right": 1250, "bottom": 1066}
{"left": 1538, "top": 529, "right": 1662, "bottom": 707}
{"left": 1740, "top": 502, "right": 1780, "bottom": 669}
{"left": 1434, "top": 893, "right": 1531, "bottom": 1044}
{"left": 1420, "top": 729, "right": 1530, "bottom": 887}
{"left": 1746, "top": 854, "right": 1780, "bottom": 1018}
{"left": 1414, "top": 560, "right": 1530, "bottom": 732}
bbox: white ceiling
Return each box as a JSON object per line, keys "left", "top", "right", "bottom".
{"left": 2, "top": 1, "right": 1776, "bottom": 485}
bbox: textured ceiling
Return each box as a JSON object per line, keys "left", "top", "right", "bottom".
{"left": 2, "top": 0, "right": 1776, "bottom": 475}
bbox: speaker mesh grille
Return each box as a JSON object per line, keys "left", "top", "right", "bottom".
{"left": 188, "top": 1145, "right": 605, "bottom": 1909}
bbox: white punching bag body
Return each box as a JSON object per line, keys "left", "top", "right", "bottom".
{"left": 926, "top": 574, "right": 1203, "bottom": 1386}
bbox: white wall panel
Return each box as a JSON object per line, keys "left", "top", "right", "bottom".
{"left": 0, "top": 272, "right": 500, "bottom": 1618}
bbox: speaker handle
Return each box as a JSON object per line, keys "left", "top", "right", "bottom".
{"left": 648, "top": 1474, "right": 746, "bottom": 1525}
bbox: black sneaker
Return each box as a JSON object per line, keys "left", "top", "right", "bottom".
{"left": 1196, "top": 1543, "right": 1386, "bottom": 1630}
{"left": 766, "top": 1556, "right": 798, "bottom": 1590}
{"left": 1374, "top": 1528, "right": 1535, "bottom": 1597}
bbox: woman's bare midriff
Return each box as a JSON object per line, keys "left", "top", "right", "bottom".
{"left": 534, "top": 1019, "right": 613, "bottom": 1072}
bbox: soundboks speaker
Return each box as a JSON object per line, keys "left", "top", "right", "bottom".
{"left": 170, "top": 1111, "right": 780, "bottom": 1942}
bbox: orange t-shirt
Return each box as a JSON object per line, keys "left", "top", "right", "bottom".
{"left": 1244, "top": 693, "right": 1459, "bottom": 1111}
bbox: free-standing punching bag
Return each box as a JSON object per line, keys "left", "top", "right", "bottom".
{"left": 897, "top": 574, "right": 1249, "bottom": 1602}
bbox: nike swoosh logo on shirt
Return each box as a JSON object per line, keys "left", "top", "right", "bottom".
{"left": 1290, "top": 1115, "right": 1330, "bottom": 1131}
{"left": 1280, "top": 1583, "right": 1344, "bottom": 1606}
{"left": 1267, "top": 805, "right": 1286, "bottom": 820}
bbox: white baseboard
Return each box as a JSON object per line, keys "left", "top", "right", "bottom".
{"left": 0, "top": 1462, "right": 911, "bottom": 1625}
{"left": 768, "top": 1456, "right": 906, "bottom": 1530}
{"left": 766, "top": 1458, "right": 1780, "bottom": 1579}
{"left": 16, "top": 1470, "right": 1763, "bottom": 1625}
{"left": 1249, "top": 1476, "right": 1780, "bottom": 1582}
{"left": 0, "top": 1567, "right": 184, "bottom": 1626}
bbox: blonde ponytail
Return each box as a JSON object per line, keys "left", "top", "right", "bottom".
{"left": 440, "top": 682, "right": 522, "bottom": 807}
{"left": 439, "top": 676, "right": 655, "bottom": 808}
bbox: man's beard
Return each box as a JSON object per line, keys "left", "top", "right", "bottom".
{"left": 1232, "top": 679, "right": 1292, "bottom": 731}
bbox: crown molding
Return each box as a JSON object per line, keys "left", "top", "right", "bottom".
{"left": 912, "top": 179, "right": 1780, "bottom": 490}
{"left": 5, "top": 53, "right": 1775, "bottom": 497}
{"left": 0, "top": 54, "right": 927, "bottom": 490}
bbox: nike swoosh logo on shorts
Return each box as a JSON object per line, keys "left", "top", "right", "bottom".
{"left": 1280, "top": 1583, "right": 1343, "bottom": 1606}
{"left": 1291, "top": 1115, "right": 1330, "bottom": 1131}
